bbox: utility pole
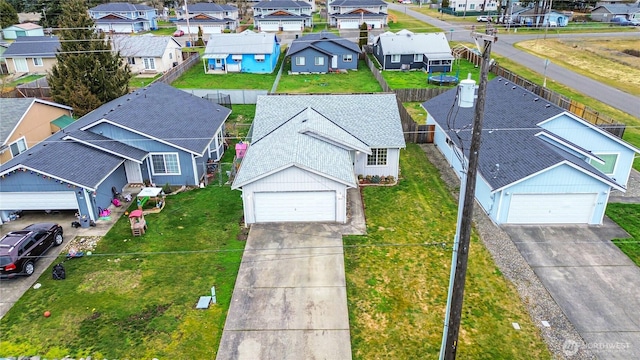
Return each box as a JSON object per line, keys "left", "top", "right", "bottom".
{"left": 184, "top": 0, "right": 193, "bottom": 45}
{"left": 439, "top": 27, "right": 497, "bottom": 360}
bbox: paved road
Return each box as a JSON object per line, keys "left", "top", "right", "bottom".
{"left": 387, "top": 4, "right": 640, "bottom": 119}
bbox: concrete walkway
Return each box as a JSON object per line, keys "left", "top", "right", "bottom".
{"left": 217, "top": 189, "right": 365, "bottom": 359}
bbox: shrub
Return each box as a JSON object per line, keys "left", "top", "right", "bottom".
{"left": 162, "top": 182, "right": 172, "bottom": 194}
{"left": 365, "top": 175, "right": 372, "bottom": 182}
{"left": 386, "top": 175, "right": 395, "bottom": 183}
{"left": 358, "top": 174, "right": 364, "bottom": 180}
{"left": 371, "top": 175, "right": 381, "bottom": 184}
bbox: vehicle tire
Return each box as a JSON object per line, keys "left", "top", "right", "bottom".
{"left": 24, "top": 261, "right": 35, "bottom": 276}
{"left": 53, "top": 232, "right": 63, "bottom": 246}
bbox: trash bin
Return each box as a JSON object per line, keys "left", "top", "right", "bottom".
{"left": 80, "top": 215, "right": 90, "bottom": 228}
{"left": 186, "top": 41, "right": 191, "bottom": 47}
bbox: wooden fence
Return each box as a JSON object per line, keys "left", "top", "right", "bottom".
{"left": 155, "top": 52, "right": 200, "bottom": 85}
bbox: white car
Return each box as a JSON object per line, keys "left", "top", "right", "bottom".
{"left": 401, "top": 0, "right": 412, "bottom": 4}
{"left": 476, "top": 15, "right": 490, "bottom": 22}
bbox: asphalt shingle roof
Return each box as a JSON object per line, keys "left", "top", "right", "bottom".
{"left": 2, "top": 36, "right": 59, "bottom": 58}
{"left": 63, "top": 130, "right": 148, "bottom": 162}
{"left": 422, "top": 78, "right": 622, "bottom": 191}
{"left": 204, "top": 31, "right": 278, "bottom": 55}
{"left": 187, "top": 3, "right": 238, "bottom": 12}
{"left": 330, "top": 0, "right": 387, "bottom": 6}
{"left": 376, "top": 31, "right": 453, "bottom": 58}
{"left": 594, "top": 4, "right": 640, "bottom": 14}
{"left": 90, "top": 3, "right": 155, "bottom": 12}
{"left": 1, "top": 98, "right": 34, "bottom": 146}
{"left": 287, "top": 31, "right": 360, "bottom": 56}
{"left": 253, "top": 0, "right": 311, "bottom": 8}
{"left": 111, "top": 35, "right": 180, "bottom": 57}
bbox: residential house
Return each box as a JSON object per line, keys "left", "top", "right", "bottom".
{"left": 286, "top": 31, "right": 360, "bottom": 73}
{"left": 422, "top": 78, "right": 640, "bottom": 225}
{"left": 373, "top": 30, "right": 454, "bottom": 72}
{"left": 445, "top": 0, "right": 498, "bottom": 13}
{"left": 202, "top": 30, "right": 281, "bottom": 73}
{"left": 0, "top": 83, "right": 230, "bottom": 223}
{"left": 252, "top": 0, "right": 313, "bottom": 32}
{"left": 1, "top": 23, "right": 44, "bottom": 40}
{"left": 2, "top": 36, "right": 59, "bottom": 75}
{"left": 328, "top": 0, "right": 388, "bottom": 29}
{"left": 0, "top": 98, "right": 73, "bottom": 165}
{"left": 232, "top": 94, "right": 405, "bottom": 224}
{"left": 88, "top": 3, "right": 158, "bottom": 33}
{"left": 175, "top": 2, "right": 239, "bottom": 34}
{"left": 590, "top": 3, "right": 640, "bottom": 22}
{"left": 516, "top": 8, "right": 570, "bottom": 26}
{"left": 112, "top": 35, "right": 183, "bottom": 74}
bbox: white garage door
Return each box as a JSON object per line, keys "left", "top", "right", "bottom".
{"left": 202, "top": 25, "right": 223, "bottom": 34}
{"left": 282, "top": 22, "right": 301, "bottom": 31}
{"left": 254, "top": 191, "right": 336, "bottom": 223}
{"left": 111, "top": 24, "right": 132, "bottom": 33}
{"left": 0, "top": 192, "right": 79, "bottom": 211}
{"left": 507, "top": 193, "right": 597, "bottom": 224}
{"left": 340, "top": 20, "right": 360, "bottom": 29}
{"left": 368, "top": 20, "right": 382, "bottom": 29}
{"left": 260, "top": 21, "right": 280, "bottom": 32}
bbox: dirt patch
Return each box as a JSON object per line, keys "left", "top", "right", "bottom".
{"left": 78, "top": 270, "right": 142, "bottom": 294}
{"left": 63, "top": 236, "right": 102, "bottom": 253}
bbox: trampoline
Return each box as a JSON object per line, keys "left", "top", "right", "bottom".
{"left": 427, "top": 67, "right": 460, "bottom": 86}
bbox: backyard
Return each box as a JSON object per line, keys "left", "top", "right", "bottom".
{"left": 380, "top": 58, "right": 493, "bottom": 89}
{"left": 276, "top": 60, "right": 382, "bottom": 93}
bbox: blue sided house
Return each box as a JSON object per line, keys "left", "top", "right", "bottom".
{"left": 202, "top": 30, "right": 281, "bottom": 74}
{"left": 286, "top": 31, "right": 361, "bottom": 73}
{"left": 422, "top": 77, "right": 639, "bottom": 225}
{"left": 0, "top": 83, "right": 230, "bottom": 224}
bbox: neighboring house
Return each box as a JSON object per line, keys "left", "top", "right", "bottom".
{"left": 286, "top": 31, "right": 360, "bottom": 73}
{"left": 328, "top": 0, "right": 388, "bottom": 29}
{"left": 2, "top": 36, "right": 59, "bottom": 75}
{"left": 253, "top": 0, "right": 313, "bottom": 32}
{"left": 422, "top": 78, "right": 640, "bottom": 225}
{"left": 0, "top": 98, "right": 73, "bottom": 165}
{"left": 112, "top": 35, "right": 183, "bottom": 74}
{"left": 202, "top": 30, "right": 281, "bottom": 73}
{"left": 2, "top": 23, "right": 44, "bottom": 40}
{"left": 516, "top": 8, "right": 570, "bottom": 26}
{"left": 175, "top": 2, "right": 239, "bottom": 33}
{"left": 373, "top": 30, "right": 454, "bottom": 72}
{"left": 232, "top": 94, "right": 405, "bottom": 224}
{"left": 590, "top": 4, "right": 640, "bottom": 22}
{"left": 0, "top": 83, "right": 230, "bottom": 223}
{"left": 445, "top": 0, "right": 498, "bottom": 13}
{"left": 89, "top": 3, "right": 158, "bottom": 33}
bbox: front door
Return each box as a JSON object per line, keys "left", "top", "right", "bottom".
{"left": 332, "top": 55, "right": 338, "bottom": 68}
{"left": 125, "top": 160, "right": 144, "bottom": 184}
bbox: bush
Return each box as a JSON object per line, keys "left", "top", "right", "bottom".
{"left": 371, "top": 175, "right": 381, "bottom": 184}
{"left": 162, "top": 182, "right": 172, "bottom": 194}
{"left": 386, "top": 175, "right": 395, "bottom": 183}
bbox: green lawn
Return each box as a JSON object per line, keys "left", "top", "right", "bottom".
{"left": 276, "top": 60, "right": 382, "bottom": 93}
{"left": 381, "top": 59, "right": 493, "bottom": 89}
{"left": 129, "top": 75, "right": 161, "bottom": 89}
{"left": 227, "top": 104, "right": 256, "bottom": 140}
{"left": 345, "top": 144, "right": 552, "bottom": 359}
{"left": 606, "top": 203, "right": 640, "bottom": 266}
{"left": 388, "top": 9, "right": 442, "bottom": 33}
{"left": 171, "top": 52, "right": 285, "bottom": 89}
{"left": 1, "top": 74, "right": 45, "bottom": 88}
{"left": 0, "top": 186, "right": 245, "bottom": 359}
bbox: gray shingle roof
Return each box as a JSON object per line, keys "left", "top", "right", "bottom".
{"left": 376, "top": 31, "right": 453, "bottom": 58}
{"left": 111, "top": 35, "right": 180, "bottom": 57}
{"left": 253, "top": 0, "right": 311, "bottom": 8}
{"left": 1, "top": 98, "right": 34, "bottom": 146}
{"left": 234, "top": 93, "right": 405, "bottom": 187}
{"left": 330, "top": 0, "right": 387, "bottom": 6}
{"left": 90, "top": 3, "right": 155, "bottom": 12}
{"left": 287, "top": 31, "right": 360, "bottom": 56}
{"left": 63, "top": 130, "right": 148, "bottom": 162}
{"left": 175, "top": 14, "right": 231, "bottom": 24}
{"left": 188, "top": 3, "right": 238, "bottom": 12}
{"left": 593, "top": 4, "right": 640, "bottom": 14}
{"left": 2, "top": 36, "right": 59, "bottom": 58}
{"left": 421, "top": 78, "right": 622, "bottom": 191}
{"left": 204, "top": 31, "right": 278, "bottom": 55}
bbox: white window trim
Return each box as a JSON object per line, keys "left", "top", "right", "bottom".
{"left": 9, "top": 137, "right": 28, "bottom": 157}
{"left": 315, "top": 56, "right": 324, "bottom": 66}
{"left": 414, "top": 54, "right": 423, "bottom": 62}
{"left": 391, "top": 54, "right": 401, "bottom": 63}
{"left": 143, "top": 57, "right": 156, "bottom": 70}
{"left": 589, "top": 152, "right": 619, "bottom": 176}
{"left": 296, "top": 56, "right": 305, "bottom": 66}
{"left": 366, "top": 148, "right": 388, "bottom": 166}
{"left": 343, "top": 54, "right": 353, "bottom": 62}
{"left": 150, "top": 152, "right": 181, "bottom": 175}
{"left": 33, "top": 57, "right": 43, "bottom": 66}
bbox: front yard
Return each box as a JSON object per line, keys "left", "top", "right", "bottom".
{"left": 345, "top": 144, "right": 552, "bottom": 359}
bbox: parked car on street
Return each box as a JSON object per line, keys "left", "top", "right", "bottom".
{"left": 477, "top": 15, "right": 490, "bottom": 22}
{"left": 0, "top": 223, "right": 63, "bottom": 279}
{"left": 611, "top": 17, "right": 633, "bottom": 26}
{"left": 173, "top": 29, "right": 185, "bottom": 37}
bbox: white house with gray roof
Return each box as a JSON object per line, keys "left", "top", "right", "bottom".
{"left": 111, "top": 35, "right": 183, "bottom": 74}
{"left": 423, "top": 78, "right": 640, "bottom": 225}
{"left": 373, "top": 30, "right": 454, "bottom": 72}
{"left": 232, "top": 94, "right": 405, "bottom": 224}
{"left": 590, "top": 3, "right": 640, "bottom": 22}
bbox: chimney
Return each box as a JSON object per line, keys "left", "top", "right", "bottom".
{"left": 457, "top": 73, "right": 477, "bottom": 108}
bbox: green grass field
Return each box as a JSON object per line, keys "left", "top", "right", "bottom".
{"left": 276, "top": 60, "right": 382, "bottom": 93}
{"left": 606, "top": 203, "right": 640, "bottom": 266}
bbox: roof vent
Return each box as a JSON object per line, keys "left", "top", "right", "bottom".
{"left": 504, "top": 82, "right": 509, "bottom": 86}
{"left": 534, "top": 97, "right": 539, "bottom": 102}
{"left": 512, "top": 86, "right": 516, "bottom": 90}
{"left": 545, "top": 104, "right": 551, "bottom": 108}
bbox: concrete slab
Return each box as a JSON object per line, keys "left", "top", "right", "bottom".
{"left": 581, "top": 331, "right": 640, "bottom": 359}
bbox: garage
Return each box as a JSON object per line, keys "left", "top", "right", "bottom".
{"left": 282, "top": 21, "right": 302, "bottom": 31}
{"left": 110, "top": 24, "right": 133, "bottom": 33}
{"left": 202, "top": 25, "right": 223, "bottom": 34}
{"left": 253, "top": 191, "right": 336, "bottom": 223}
{"left": 0, "top": 192, "right": 79, "bottom": 212}
{"left": 367, "top": 20, "right": 382, "bottom": 29}
{"left": 340, "top": 20, "right": 360, "bottom": 29}
{"left": 178, "top": 25, "right": 200, "bottom": 34}
{"left": 259, "top": 21, "right": 280, "bottom": 32}
{"left": 507, "top": 193, "right": 597, "bottom": 224}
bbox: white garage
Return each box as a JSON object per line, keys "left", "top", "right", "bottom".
{"left": 254, "top": 191, "right": 336, "bottom": 223}
{"left": 367, "top": 20, "right": 383, "bottom": 29}
{"left": 202, "top": 25, "right": 223, "bottom": 34}
{"left": 282, "top": 21, "right": 302, "bottom": 31}
{"left": 178, "top": 25, "right": 201, "bottom": 34}
{"left": 259, "top": 21, "right": 280, "bottom": 32}
{"left": 506, "top": 193, "right": 598, "bottom": 224}
{"left": 0, "top": 192, "right": 80, "bottom": 211}
{"left": 340, "top": 20, "right": 360, "bottom": 29}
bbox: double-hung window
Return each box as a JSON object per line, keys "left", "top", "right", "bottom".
{"left": 414, "top": 54, "right": 423, "bottom": 62}
{"left": 296, "top": 56, "right": 306, "bottom": 66}
{"left": 315, "top": 56, "right": 324, "bottom": 66}
{"left": 391, "top": 54, "right": 401, "bottom": 63}
{"left": 343, "top": 54, "right": 353, "bottom": 62}
{"left": 367, "top": 148, "right": 387, "bottom": 166}
{"left": 151, "top": 153, "right": 180, "bottom": 175}
{"left": 33, "top": 57, "right": 43, "bottom": 66}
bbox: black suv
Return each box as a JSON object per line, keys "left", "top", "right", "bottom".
{"left": 0, "top": 223, "right": 63, "bottom": 279}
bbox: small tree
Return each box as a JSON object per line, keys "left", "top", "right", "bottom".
{"left": 442, "top": 0, "right": 450, "bottom": 9}
{"left": 196, "top": 26, "right": 205, "bottom": 47}
{"left": 0, "top": 0, "right": 18, "bottom": 29}
{"left": 359, "top": 22, "right": 368, "bottom": 47}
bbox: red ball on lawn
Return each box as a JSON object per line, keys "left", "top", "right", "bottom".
{"left": 44, "top": 311, "right": 51, "bottom": 318}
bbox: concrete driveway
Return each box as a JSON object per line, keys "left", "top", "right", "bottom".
{"left": 503, "top": 220, "right": 640, "bottom": 359}
{"left": 216, "top": 223, "right": 352, "bottom": 360}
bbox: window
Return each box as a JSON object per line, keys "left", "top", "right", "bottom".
{"left": 590, "top": 154, "right": 618, "bottom": 175}
{"left": 391, "top": 54, "right": 401, "bottom": 63}
{"left": 127, "top": 57, "right": 136, "bottom": 65}
{"left": 376, "top": 46, "right": 380, "bottom": 55}
{"left": 33, "top": 57, "right": 43, "bottom": 66}
{"left": 296, "top": 56, "right": 305, "bottom": 66}
{"left": 343, "top": 54, "right": 353, "bottom": 62}
{"left": 470, "top": 4, "right": 475, "bottom": 9}
{"left": 9, "top": 138, "right": 27, "bottom": 157}
{"left": 315, "top": 56, "right": 324, "bottom": 66}
{"left": 169, "top": 53, "right": 173, "bottom": 59}
{"left": 151, "top": 153, "right": 180, "bottom": 175}
{"left": 367, "top": 148, "right": 387, "bottom": 166}
{"left": 143, "top": 57, "right": 156, "bottom": 70}
{"left": 414, "top": 54, "right": 423, "bottom": 62}
{"left": 255, "top": 54, "right": 265, "bottom": 62}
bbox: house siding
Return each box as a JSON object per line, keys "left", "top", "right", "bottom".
{"left": 354, "top": 148, "right": 400, "bottom": 178}
{"left": 291, "top": 48, "right": 329, "bottom": 73}
{"left": 241, "top": 166, "right": 348, "bottom": 224}
{"left": 313, "top": 41, "right": 358, "bottom": 70}
{"left": 95, "top": 164, "right": 128, "bottom": 218}
{"left": 8, "top": 57, "right": 56, "bottom": 74}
